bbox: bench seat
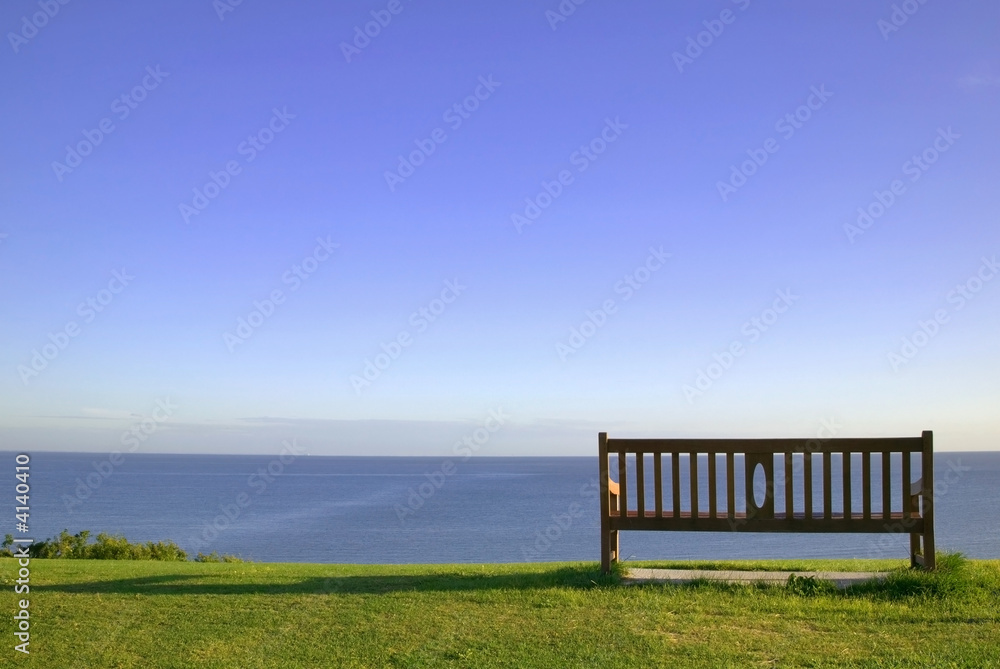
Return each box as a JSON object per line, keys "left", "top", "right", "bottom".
{"left": 612, "top": 510, "right": 924, "bottom": 533}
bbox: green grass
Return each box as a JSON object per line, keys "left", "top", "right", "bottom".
{"left": 3, "top": 556, "right": 998, "bottom": 668}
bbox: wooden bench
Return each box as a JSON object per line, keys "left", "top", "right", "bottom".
{"left": 599, "top": 431, "right": 935, "bottom": 573}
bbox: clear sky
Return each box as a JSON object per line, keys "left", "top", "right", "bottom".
{"left": 1, "top": 0, "right": 998, "bottom": 455}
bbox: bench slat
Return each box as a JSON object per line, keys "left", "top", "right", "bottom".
{"left": 804, "top": 453, "right": 813, "bottom": 519}
{"left": 708, "top": 453, "right": 717, "bottom": 519}
{"left": 823, "top": 452, "right": 832, "bottom": 520}
{"left": 863, "top": 452, "right": 872, "bottom": 520}
{"left": 618, "top": 451, "right": 628, "bottom": 517}
{"left": 672, "top": 452, "right": 681, "bottom": 519}
{"left": 902, "top": 450, "right": 912, "bottom": 520}
{"left": 843, "top": 452, "right": 852, "bottom": 518}
{"left": 726, "top": 453, "right": 735, "bottom": 520}
{"left": 636, "top": 453, "right": 646, "bottom": 518}
{"left": 654, "top": 452, "right": 662, "bottom": 518}
{"left": 882, "top": 451, "right": 892, "bottom": 520}
{"left": 784, "top": 452, "right": 793, "bottom": 517}
{"left": 690, "top": 453, "right": 699, "bottom": 519}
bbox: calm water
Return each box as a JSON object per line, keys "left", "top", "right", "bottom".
{"left": 9, "top": 451, "right": 1000, "bottom": 564}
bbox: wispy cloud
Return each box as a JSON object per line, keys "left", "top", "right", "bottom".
{"left": 958, "top": 73, "right": 1000, "bottom": 88}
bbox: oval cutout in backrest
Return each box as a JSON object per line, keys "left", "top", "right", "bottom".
{"left": 753, "top": 462, "right": 767, "bottom": 508}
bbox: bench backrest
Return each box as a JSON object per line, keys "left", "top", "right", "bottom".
{"left": 599, "top": 431, "right": 933, "bottom": 528}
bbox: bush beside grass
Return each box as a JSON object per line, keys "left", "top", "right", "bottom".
{"left": 195, "top": 551, "right": 247, "bottom": 563}
{"left": 1, "top": 530, "right": 245, "bottom": 562}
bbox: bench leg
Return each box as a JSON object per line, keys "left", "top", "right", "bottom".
{"left": 600, "top": 530, "right": 609, "bottom": 574}
{"left": 601, "top": 529, "right": 619, "bottom": 574}
{"left": 910, "top": 530, "right": 936, "bottom": 570}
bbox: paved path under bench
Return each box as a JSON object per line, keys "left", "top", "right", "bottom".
{"left": 625, "top": 568, "right": 887, "bottom": 588}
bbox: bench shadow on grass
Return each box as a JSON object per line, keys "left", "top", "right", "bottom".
{"left": 34, "top": 565, "right": 616, "bottom": 596}
{"left": 34, "top": 558, "right": 976, "bottom": 601}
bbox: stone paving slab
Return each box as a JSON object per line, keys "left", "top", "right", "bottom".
{"left": 624, "top": 568, "right": 887, "bottom": 589}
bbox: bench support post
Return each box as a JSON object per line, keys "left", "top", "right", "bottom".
{"left": 919, "top": 430, "right": 935, "bottom": 570}
{"left": 599, "top": 432, "right": 617, "bottom": 574}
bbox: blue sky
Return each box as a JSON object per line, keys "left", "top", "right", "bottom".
{"left": 1, "top": 0, "right": 998, "bottom": 454}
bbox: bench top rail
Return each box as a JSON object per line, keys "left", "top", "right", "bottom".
{"left": 604, "top": 437, "right": 924, "bottom": 454}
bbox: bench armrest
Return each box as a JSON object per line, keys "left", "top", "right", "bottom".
{"left": 608, "top": 479, "right": 620, "bottom": 496}
{"left": 910, "top": 477, "right": 923, "bottom": 496}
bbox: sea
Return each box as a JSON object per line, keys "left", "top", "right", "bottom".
{"left": 8, "top": 451, "right": 1000, "bottom": 564}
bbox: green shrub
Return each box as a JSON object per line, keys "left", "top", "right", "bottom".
{"left": 19, "top": 530, "right": 186, "bottom": 560}
{"left": 196, "top": 551, "right": 246, "bottom": 563}
{"left": 786, "top": 573, "right": 837, "bottom": 595}
{"left": 845, "top": 551, "right": 971, "bottom": 599}
{"left": 3, "top": 530, "right": 245, "bottom": 562}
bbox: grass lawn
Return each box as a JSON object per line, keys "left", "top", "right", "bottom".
{"left": 2, "top": 556, "right": 998, "bottom": 668}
